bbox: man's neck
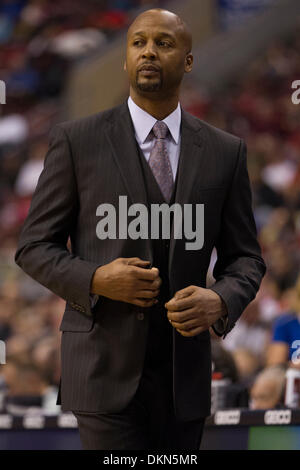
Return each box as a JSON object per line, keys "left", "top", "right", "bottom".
{"left": 129, "top": 88, "right": 179, "bottom": 120}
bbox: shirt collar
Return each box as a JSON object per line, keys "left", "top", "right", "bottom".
{"left": 127, "top": 96, "right": 181, "bottom": 145}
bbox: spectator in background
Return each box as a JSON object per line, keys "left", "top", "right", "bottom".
{"left": 249, "top": 366, "right": 286, "bottom": 410}
{"left": 14, "top": 138, "right": 46, "bottom": 197}
{"left": 223, "top": 298, "right": 271, "bottom": 358}
{"left": 232, "top": 348, "right": 261, "bottom": 388}
{"left": 211, "top": 339, "right": 239, "bottom": 383}
{"left": 211, "top": 339, "right": 249, "bottom": 408}
{"left": 266, "top": 275, "right": 300, "bottom": 369}
{"left": 1, "top": 354, "right": 59, "bottom": 415}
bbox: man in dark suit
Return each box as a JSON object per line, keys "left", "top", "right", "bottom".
{"left": 15, "top": 9, "right": 266, "bottom": 450}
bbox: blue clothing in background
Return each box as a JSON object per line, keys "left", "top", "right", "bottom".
{"left": 272, "top": 312, "right": 300, "bottom": 360}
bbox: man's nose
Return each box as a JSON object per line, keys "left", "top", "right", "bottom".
{"left": 142, "top": 42, "right": 157, "bottom": 60}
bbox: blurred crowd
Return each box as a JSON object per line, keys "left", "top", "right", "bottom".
{"left": 180, "top": 30, "right": 300, "bottom": 410}
{"left": 0, "top": 0, "right": 300, "bottom": 416}
{"left": 0, "top": 0, "right": 165, "bottom": 415}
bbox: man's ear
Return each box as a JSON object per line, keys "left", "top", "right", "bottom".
{"left": 124, "top": 61, "right": 127, "bottom": 72}
{"left": 185, "top": 53, "right": 193, "bottom": 73}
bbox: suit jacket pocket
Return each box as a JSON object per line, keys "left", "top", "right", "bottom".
{"left": 59, "top": 308, "right": 94, "bottom": 332}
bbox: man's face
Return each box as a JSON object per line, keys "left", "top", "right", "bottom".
{"left": 125, "top": 11, "right": 192, "bottom": 96}
{"left": 250, "top": 379, "right": 281, "bottom": 410}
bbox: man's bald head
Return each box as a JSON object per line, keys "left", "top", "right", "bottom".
{"left": 125, "top": 8, "right": 193, "bottom": 100}
{"left": 127, "top": 9, "right": 192, "bottom": 53}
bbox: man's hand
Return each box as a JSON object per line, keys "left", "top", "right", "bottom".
{"left": 91, "top": 257, "right": 161, "bottom": 307}
{"left": 165, "top": 286, "right": 227, "bottom": 337}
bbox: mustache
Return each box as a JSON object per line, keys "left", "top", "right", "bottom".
{"left": 138, "top": 63, "right": 161, "bottom": 72}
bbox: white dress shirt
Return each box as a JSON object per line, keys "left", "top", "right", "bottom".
{"left": 127, "top": 96, "right": 181, "bottom": 181}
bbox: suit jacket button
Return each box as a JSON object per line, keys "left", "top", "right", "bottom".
{"left": 137, "top": 312, "right": 144, "bottom": 321}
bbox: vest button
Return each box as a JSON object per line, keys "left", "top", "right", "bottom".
{"left": 137, "top": 312, "right": 144, "bottom": 321}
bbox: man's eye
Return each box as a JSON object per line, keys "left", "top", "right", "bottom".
{"left": 158, "top": 41, "right": 170, "bottom": 47}
{"left": 133, "top": 40, "right": 143, "bottom": 46}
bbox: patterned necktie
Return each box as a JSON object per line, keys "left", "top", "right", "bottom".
{"left": 148, "top": 121, "right": 174, "bottom": 203}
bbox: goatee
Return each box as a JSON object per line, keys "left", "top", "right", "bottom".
{"left": 136, "top": 71, "right": 162, "bottom": 92}
{"left": 136, "top": 82, "right": 161, "bottom": 92}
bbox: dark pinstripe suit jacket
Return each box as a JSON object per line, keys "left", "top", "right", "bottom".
{"left": 15, "top": 101, "right": 266, "bottom": 419}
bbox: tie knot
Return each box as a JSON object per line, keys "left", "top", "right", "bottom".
{"left": 152, "top": 121, "right": 168, "bottom": 139}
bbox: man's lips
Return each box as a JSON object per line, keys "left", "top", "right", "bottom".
{"left": 138, "top": 65, "right": 160, "bottom": 73}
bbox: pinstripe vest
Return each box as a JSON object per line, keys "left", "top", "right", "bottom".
{"left": 136, "top": 145, "right": 179, "bottom": 369}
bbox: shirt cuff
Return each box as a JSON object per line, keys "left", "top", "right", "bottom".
{"left": 211, "top": 314, "right": 229, "bottom": 337}
{"left": 89, "top": 294, "right": 99, "bottom": 309}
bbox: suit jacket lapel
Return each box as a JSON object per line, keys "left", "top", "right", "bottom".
{"left": 105, "top": 102, "right": 149, "bottom": 208}
{"left": 105, "top": 102, "right": 153, "bottom": 264}
{"left": 168, "top": 109, "right": 205, "bottom": 279}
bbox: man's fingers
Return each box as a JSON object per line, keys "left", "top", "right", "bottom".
{"left": 165, "top": 296, "right": 195, "bottom": 313}
{"left": 131, "top": 265, "right": 160, "bottom": 281}
{"left": 174, "top": 286, "right": 197, "bottom": 299}
{"left": 137, "top": 289, "right": 160, "bottom": 299}
{"left": 175, "top": 326, "right": 207, "bottom": 337}
{"left": 151, "top": 278, "right": 162, "bottom": 289}
{"left": 133, "top": 298, "right": 158, "bottom": 307}
{"left": 169, "top": 318, "right": 200, "bottom": 331}
{"left": 165, "top": 286, "right": 197, "bottom": 310}
{"left": 167, "top": 307, "right": 196, "bottom": 323}
{"left": 127, "top": 258, "right": 151, "bottom": 267}
{"left": 138, "top": 277, "right": 161, "bottom": 288}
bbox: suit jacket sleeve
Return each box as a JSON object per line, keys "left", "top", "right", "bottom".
{"left": 209, "top": 138, "right": 266, "bottom": 338}
{"left": 14, "top": 124, "right": 101, "bottom": 316}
